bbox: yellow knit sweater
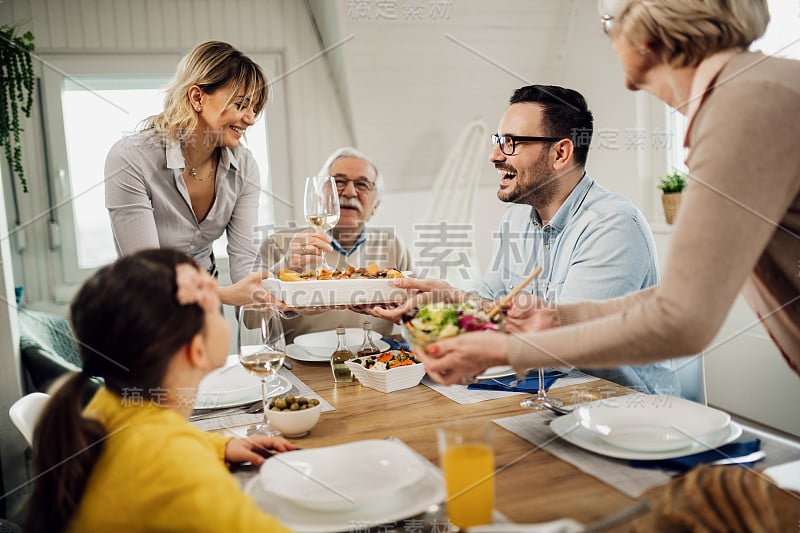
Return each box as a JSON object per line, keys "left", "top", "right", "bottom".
{"left": 68, "top": 388, "right": 292, "bottom": 532}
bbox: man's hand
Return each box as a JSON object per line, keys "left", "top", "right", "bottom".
{"left": 358, "top": 277, "right": 469, "bottom": 323}
{"left": 284, "top": 232, "right": 334, "bottom": 271}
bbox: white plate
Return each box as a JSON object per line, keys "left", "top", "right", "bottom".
{"left": 572, "top": 395, "right": 731, "bottom": 452}
{"left": 258, "top": 440, "right": 428, "bottom": 512}
{"left": 264, "top": 278, "right": 407, "bottom": 307}
{"left": 294, "top": 328, "right": 390, "bottom": 358}
{"left": 477, "top": 365, "right": 516, "bottom": 380}
{"left": 550, "top": 415, "right": 743, "bottom": 461}
{"left": 194, "top": 356, "right": 291, "bottom": 409}
{"left": 286, "top": 344, "right": 329, "bottom": 362}
{"left": 246, "top": 455, "right": 444, "bottom": 533}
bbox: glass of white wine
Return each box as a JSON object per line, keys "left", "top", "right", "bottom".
{"left": 238, "top": 303, "right": 286, "bottom": 436}
{"left": 304, "top": 175, "right": 340, "bottom": 272}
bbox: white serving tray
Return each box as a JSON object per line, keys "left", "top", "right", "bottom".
{"left": 264, "top": 278, "right": 407, "bottom": 307}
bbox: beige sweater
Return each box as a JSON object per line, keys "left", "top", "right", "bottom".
{"left": 508, "top": 51, "right": 800, "bottom": 376}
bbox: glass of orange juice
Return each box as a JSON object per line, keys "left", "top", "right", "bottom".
{"left": 436, "top": 419, "right": 495, "bottom": 529}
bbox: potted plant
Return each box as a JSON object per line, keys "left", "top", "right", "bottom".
{"left": 657, "top": 171, "right": 687, "bottom": 224}
{"left": 0, "top": 25, "right": 36, "bottom": 192}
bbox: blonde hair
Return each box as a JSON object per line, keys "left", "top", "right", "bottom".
{"left": 142, "top": 41, "right": 268, "bottom": 140}
{"left": 610, "top": 0, "right": 770, "bottom": 67}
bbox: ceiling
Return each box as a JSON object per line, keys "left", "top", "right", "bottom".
{"left": 307, "top": 0, "right": 583, "bottom": 192}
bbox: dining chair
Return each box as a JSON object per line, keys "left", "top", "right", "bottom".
{"left": 9, "top": 392, "right": 51, "bottom": 446}
{"left": 675, "top": 355, "right": 707, "bottom": 405}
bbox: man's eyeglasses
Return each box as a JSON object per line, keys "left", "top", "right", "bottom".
{"left": 601, "top": 14, "right": 614, "bottom": 36}
{"left": 491, "top": 133, "right": 562, "bottom": 156}
{"left": 334, "top": 177, "right": 376, "bottom": 194}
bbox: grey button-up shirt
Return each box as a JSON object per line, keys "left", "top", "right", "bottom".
{"left": 105, "top": 129, "right": 262, "bottom": 281}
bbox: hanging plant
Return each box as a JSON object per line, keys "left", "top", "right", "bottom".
{"left": 0, "top": 25, "right": 35, "bottom": 193}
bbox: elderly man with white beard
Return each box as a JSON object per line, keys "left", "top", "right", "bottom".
{"left": 260, "top": 147, "right": 413, "bottom": 343}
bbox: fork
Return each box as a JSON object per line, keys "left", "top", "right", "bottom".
{"left": 189, "top": 400, "right": 263, "bottom": 422}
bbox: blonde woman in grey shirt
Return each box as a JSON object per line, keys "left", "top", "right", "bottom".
{"left": 105, "top": 41, "right": 273, "bottom": 306}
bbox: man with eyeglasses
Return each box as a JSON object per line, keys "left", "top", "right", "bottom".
{"left": 374, "top": 85, "right": 683, "bottom": 394}
{"left": 260, "top": 147, "right": 413, "bottom": 342}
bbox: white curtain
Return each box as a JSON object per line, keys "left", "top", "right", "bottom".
{"left": 419, "top": 119, "right": 488, "bottom": 290}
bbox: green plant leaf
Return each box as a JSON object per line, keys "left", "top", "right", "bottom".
{"left": 0, "top": 25, "right": 35, "bottom": 192}
{"left": 657, "top": 172, "right": 687, "bottom": 194}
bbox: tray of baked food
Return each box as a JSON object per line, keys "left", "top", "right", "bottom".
{"left": 264, "top": 264, "right": 407, "bottom": 307}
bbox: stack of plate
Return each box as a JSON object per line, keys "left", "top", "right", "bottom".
{"left": 288, "top": 329, "right": 390, "bottom": 363}
{"left": 245, "top": 440, "right": 445, "bottom": 532}
{"left": 550, "top": 394, "right": 742, "bottom": 460}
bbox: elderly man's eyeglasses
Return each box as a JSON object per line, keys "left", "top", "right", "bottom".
{"left": 334, "top": 177, "right": 375, "bottom": 194}
{"left": 601, "top": 15, "right": 614, "bottom": 35}
{"left": 491, "top": 133, "right": 562, "bottom": 156}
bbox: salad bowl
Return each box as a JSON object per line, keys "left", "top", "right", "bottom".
{"left": 401, "top": 300, "right": 503, "bottom": 351}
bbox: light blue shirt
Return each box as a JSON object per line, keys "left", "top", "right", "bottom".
{"left": 475, "top": 173, "right": 679, "bottom": 394}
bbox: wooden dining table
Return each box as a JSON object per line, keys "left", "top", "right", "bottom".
{"left": 223, "top": 355, "right": 643, "bottom": 532}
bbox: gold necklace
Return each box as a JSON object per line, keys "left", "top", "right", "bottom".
{"left": 182, "top": 150, "right": 217, "bottom": 182}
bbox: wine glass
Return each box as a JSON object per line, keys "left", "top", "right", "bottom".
{"left": 304, "top": 175, "right": 340, "bottom": 272}
{"left": 238, "top": 303, "right": 286, "bottom": 436}
{"left": 520, "top": 284, "right": 564, "bottom": 410}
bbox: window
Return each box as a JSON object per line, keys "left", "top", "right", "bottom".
{"left": 40, "top": 54, "right": 282, "bottom": 294}
{"left": 666, "top": 0, "right": 800, "bottom": 175}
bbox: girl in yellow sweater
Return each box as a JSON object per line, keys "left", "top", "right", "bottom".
{"left": 26, "top": 249, "right": 295, "bottom": 532}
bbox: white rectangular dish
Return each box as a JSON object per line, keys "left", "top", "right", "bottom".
{"left": 263, "top": 278, "right": 407, "bottom": 307}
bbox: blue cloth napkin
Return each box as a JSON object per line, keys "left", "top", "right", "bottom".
{"left": 467, "top": 370, "right": 565, "bottom": 393}
{"left": 381, "top": 336, "right": 410, "bottom": 351}
{"left": 629, "top": 438, "right": 761, "bottom": 473}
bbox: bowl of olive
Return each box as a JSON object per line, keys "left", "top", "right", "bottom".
{"left": 266, "top": 395, "right": 322, "bottom": 437}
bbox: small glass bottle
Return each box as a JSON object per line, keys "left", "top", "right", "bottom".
{"left": 356, "top": 321, "right": 381, "bottom": 357}
{"left": 330, "top": 324, "right": 355, "bottom": 383}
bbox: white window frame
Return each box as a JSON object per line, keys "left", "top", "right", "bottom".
{"left": 39, "top": 52, "right": 288, "bottom": 300}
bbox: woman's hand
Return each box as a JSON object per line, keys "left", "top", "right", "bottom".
{"left": 505, "top": 294, "right": 560, "bottom": 333}
{"left": 417, "top": 330, "right": 510, "bottom": 385}
{"left": 362, "top": 277, "right": 470, "bottom": 323}
{"left": 217, "top": 271, "right": 288, "bottom": 308}
{"left": 284, "top": 232, "right": 334, "bottom": 271}
{"left": 224, "top": 435, "right": 296, "bottom": 466}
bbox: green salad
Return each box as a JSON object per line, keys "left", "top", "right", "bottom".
{"left": 403, "top": 300, "right": 501, "bottom": 344}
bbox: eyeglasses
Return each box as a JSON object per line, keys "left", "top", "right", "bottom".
{"left": 333, "top": 176, "right": 376, "bottom": 194}
{"left": 491, "top": 133, "right": 562, "bottom": 156}
{"left": 601, "top": 14, "right": 614, "bottom": 35}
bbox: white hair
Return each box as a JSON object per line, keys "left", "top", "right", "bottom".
{"left": 317, "top": 147, "right": 384, "bottom": 205}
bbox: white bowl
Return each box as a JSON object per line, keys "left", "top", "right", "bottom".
{"left": 345, "top": 360, "right": 426, "bottom": 393}
{"left": 267, "top": 403, "right": 321, "bottom": 437}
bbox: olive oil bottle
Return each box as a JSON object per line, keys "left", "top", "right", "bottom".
{"left": 356, "top": 321, "right": 381, "bottom": 357}
{"left": 330, "top": 324, "right": 355, "bottom": 383}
